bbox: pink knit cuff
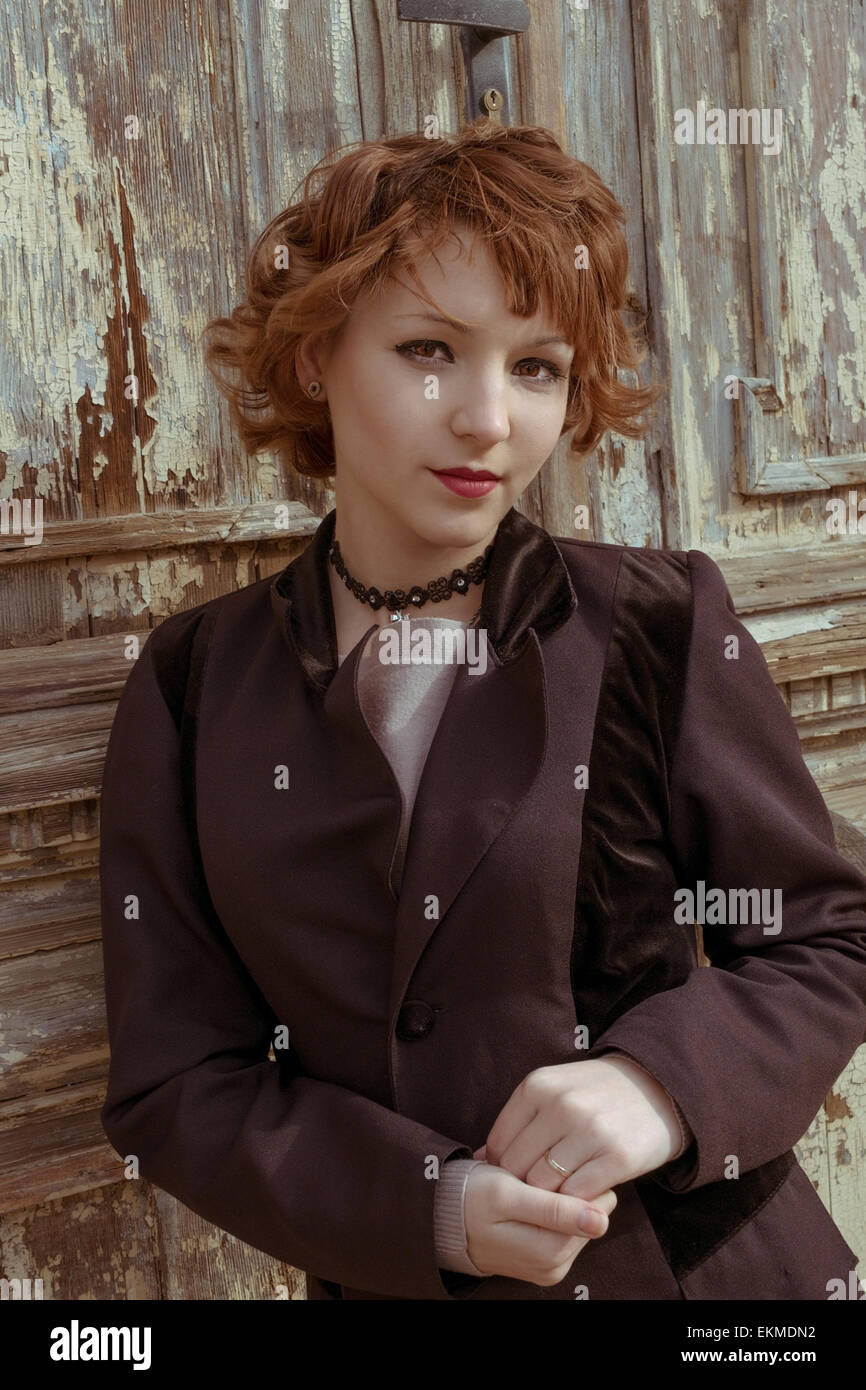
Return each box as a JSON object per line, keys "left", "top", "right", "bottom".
{"left": 433, "top": 1158, "right": 487, "bottom": 1276}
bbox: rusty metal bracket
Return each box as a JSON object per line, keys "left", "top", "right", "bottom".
{"left": 397, "top": 1, "right": 531, "bottom": 127}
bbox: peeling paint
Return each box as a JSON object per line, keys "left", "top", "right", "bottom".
{"left": 742, "top": 605, "right": 848, "bottom": 644}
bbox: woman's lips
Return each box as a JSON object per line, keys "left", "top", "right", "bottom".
{"left": 431, "top": 469, "right": 501, "bottom": 498}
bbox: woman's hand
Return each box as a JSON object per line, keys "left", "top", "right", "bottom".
{"left": 472, "top": 1056, "right": 683, "bottom": 1200}
{"left": 463, "top": 1163, "right": 618, "bottom": 1286}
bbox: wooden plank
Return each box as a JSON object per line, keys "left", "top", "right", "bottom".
{"left": 735, "top": 4, "right": 866, "bottom": 495}
{"left": 0, "top": 1091, "right": 118, "bottom": 1213}
{"left": 0, "top": 941, "right": 108, "bottom": 1103}
{"left": 0, "top": 635, "right": 134, "bottom": 714}
{"left": 0, "top": 1179, "right": 306, "bottom": 1299}
{"left": 787, "top": 670, "right": 866, "bottom": 719}
{"left": 153, "top": 1189, "right": 307, "bottom": 1300}
{"left": 821, "top": 1049, "right": 866, "bottom": 1278}
{"left": 802, "top": 750, "right": 866, "bottom": 797}
{"left": 0, "top": 1178, "right": 164, "bottom": 1298}
{"left": 0, "top": 871, "right": 99, "bottom": 961}
{"left": 543, "top": 0, "right": 664, "bottom": 548}
{"left": 715, "top": 546, "right": 866, "bottom": 614}
{"left": 758, "top": 620, "right": 866, "bottom": 684}
{"left": 633, "top": 0, "right": 866, "bottom": 558}
{"left": 794, "top": 704, "right": 866, "bottom": 741}
{"left": 823, "top": 785, "right": 866, "bottom": 835}
{"left": 0, "top": 502, "right": 319, "bottom": 567}
{"left": 0, "top": 702, "right": 118, "bottom": 813}
{"left": 0, "top": 825, "right": 99, "bottom": 887}
{"left": 0, "top": 534, "right": 317, "bottom": 649}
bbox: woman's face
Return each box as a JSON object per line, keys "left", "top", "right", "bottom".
{"left": 306, "top": 224, "right": 575, "bottom": 557}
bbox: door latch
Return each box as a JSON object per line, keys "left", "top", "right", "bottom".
{"left": 397, "top": 1, "right": 531, "bottom": 127}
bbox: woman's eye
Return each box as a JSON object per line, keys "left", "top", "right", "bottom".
{"left": 395, "top": 341, "right": 566, "bottom": 383}
{"left": 515, "top": 359, "right": 566, "bottom": 383}
{"left": 395, "top": 340, "right": 448, "bottom": 363}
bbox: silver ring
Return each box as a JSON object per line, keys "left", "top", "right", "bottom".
{"left": 544, "top": 1148, "right": 571, "bottom": 1177}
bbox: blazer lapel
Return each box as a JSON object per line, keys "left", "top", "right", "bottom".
{"left": 387, "top": 627, "right": 550, "bottom": 1021}
{"left": 269, "top": 505, "right": 578, "bottom": 1018}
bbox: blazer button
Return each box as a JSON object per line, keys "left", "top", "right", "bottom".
{"left": 396, "top": 1000, "right": 436, "bottom": 1040}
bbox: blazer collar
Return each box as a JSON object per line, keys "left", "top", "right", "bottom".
{"left": 270, "top": 504, "right": 576, "bottom": 690}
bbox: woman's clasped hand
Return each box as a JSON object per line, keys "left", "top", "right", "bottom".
{"left": 463, "top": 1056, "right": 684, "bottom": 1285}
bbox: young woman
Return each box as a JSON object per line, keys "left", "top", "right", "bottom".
{"left": 99, "top": 121, "right": 866, "bottom": 1300}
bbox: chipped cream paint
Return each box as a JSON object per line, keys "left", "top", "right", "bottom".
{"left": 723, "top": 296, "right": 739, "bottom": 355}
{"left": 133, "top": 306, "right": 209, "bottom": 497}
{"left": 778, "top": 34, "right": 822, "bottom": 445}
{"left": 638, "top": 0, "right": 866, "bottom": 555}
{"left": 81, "top": 553, "right": 206, "bottom": 619}
{"left": 741, "top": 604, "right": 847, "bottom": 645}
{"left": 676, "top": 360, "right": 706, "bottom": 542}
{"left": 83, "top": 559, "right": 148, "bottom": 619}
{"left": 817, "top": 48, "right": 866, "bottom": 421}
{"left": 233, "top": 542, "right": 255, "bottom": 590}
{"left": 254, "top": 457, "right": 282, "bottom": 496}
{"left": 326, "top": 0, "right": 362, "bottom": 136}
{"left": 671, "top": 224, "right": 691, "bottom": 343}
{"left": 822, "top": 1046, "right": 866, "bottom": 1266}
{"left": 0, "top": 1208, "right": 61, "bottom": 1295}
{"left": 783, "top": 213, "right": 825, "bottom": 442}
{"left": 705, "top": 339, "right": 720, "bottom": 387}
{"left": 132, "top": 554, "right": 207, "bottom": 618}
{"left": 0, "top": 66, "right": 111, "bottom": 497}
{"left": 700, "top": 153, "right": 717, "bottom": 240}
{"left": 597, "top": 437, "right": 662, "bottom": 546}
{"left": 0, "top": 1039, "right": 29, "bottom": 1066}
{"left": 0, "top": 29, "right": 227, "bottom": 506}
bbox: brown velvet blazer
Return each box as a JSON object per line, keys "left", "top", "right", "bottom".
{"left": 99, "top": 505, "right": 866, "bottom": 1300}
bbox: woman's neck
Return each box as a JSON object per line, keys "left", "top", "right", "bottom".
{"left": 328, "top": 559, "right": 486, "bottom": 654}
{"left": 327, "top": 509, "right": 493, "bottom": 653}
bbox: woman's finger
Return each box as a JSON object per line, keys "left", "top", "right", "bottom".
{"left": 482, "top": 1085, "right": 541, "bottom": 1168}
{"left": 501, "top": 1177, "right": 613, "bottom": 1239}
{"left": 495, "top": 1107, "right": 597, "bottom": 1187}
{"left": 557, "top": 1156, "right": 626, "bottom": 1201}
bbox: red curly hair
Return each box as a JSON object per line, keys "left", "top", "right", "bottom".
{"left": 201, "top": 119, "right": 661, "bottom": 481}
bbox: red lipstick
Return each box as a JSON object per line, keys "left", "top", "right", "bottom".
{"left": 431, "top": 467, "right": 501, "bottom": 498}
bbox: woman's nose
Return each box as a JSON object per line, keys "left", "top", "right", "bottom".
{"left": 449, "top": 377, "right": 511, "bottom": 446}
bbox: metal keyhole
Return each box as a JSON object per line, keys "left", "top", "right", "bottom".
{"left": 481, "top": 88, "right": 504, "bottom": 123}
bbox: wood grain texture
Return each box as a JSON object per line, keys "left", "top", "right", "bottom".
{"left": 538, "top": 0, "right": 665, "bottom": 548}
{"left": 631, "top": 0, "right": 866, "bottom": 552}
{"left": 0, "top": 1180, "right": 306, "bottom": 1299}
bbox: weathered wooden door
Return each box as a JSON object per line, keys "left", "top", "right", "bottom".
{"left": 1, "top": 0, "right": 863, "bottom": 1298}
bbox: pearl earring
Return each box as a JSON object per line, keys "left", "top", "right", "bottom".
{"left": 307, "top": 381, "right": 322, "bottom": 398}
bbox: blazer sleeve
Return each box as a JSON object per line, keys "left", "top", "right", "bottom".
{"left": 98, "top": 612, "right": 485, "bottom": 1300}
{"left": 586, "top": 548, "right": 866, "bottom": 1193}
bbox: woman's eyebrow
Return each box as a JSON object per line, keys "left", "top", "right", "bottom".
{"left": 393, "top": 311, "right": 572, "bottom": 351}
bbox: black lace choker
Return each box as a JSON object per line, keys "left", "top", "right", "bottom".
{"left": 328, "top": 536, "right": 493, "bottom": 622}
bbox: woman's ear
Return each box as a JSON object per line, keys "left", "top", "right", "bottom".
{"left": 296, "top": 331, "right": 331, "bottom": 398}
